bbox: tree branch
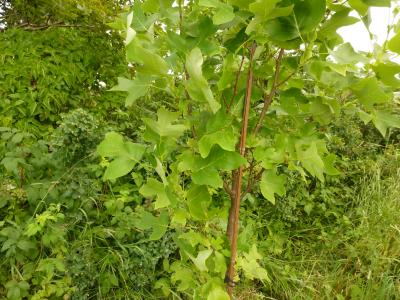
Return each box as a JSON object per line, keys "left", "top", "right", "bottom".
{"left": 253, "top": 48, "right": 285, "bottom": 135}
{"left": 226, "top": 53, "right": 245, "bottom": 113}
{"left": 226, "top": 42, "right": 257, "bottom": 297}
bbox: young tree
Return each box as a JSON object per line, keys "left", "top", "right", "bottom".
{"left": 99, "top": 0, "right": 400, "bottom": 298}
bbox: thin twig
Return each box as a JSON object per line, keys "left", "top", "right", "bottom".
{"left": 8, "top": 22, "right": 95, "bottom": 31}
{"left": 226, "top": 53, "right": 245, "bottom": 113}
{"left": 223, "top": 180, "right": 234, "bottom": 199}
{"left": 253, "top": 48, "right": 285, "bottom": 135}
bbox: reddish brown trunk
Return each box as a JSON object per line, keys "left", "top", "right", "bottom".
{"left": 226, "top": 43, "right": 256, "bottom": 297}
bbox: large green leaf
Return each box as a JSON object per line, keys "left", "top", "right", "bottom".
{"left": 351, "top": 77, "right": 392, "bottom": 108}
{"left": 199, "top": 0, "right": 235, "bottom": 25}
{"left": 319, "top": 9, "right": 359, "bottom": 37}
{"left": 260, "top": 169, "right": 286, "bottom": 205}
{"left": 265, "top": 0, "right": 326, "bottom": 42}
{"left": 126, "top": 39, "right": 169, "bottom": 76}
{"left": 246, "top": 0, "right": 294, "bottom": 34}
{"left": 187, "top": 185, "right": 211, "bottom": 220}
{"left": 143, "top": 108, "right": 187, "bottom": 139}
{"left": 371, "top": 110, "right": 400, "bottom": 137}
{"left": 330, "top": 43, "right": 368, "bottom": 65}
{"left": 178, "top": 147, "right": 246, "bottom": 188}
{"left": 185, "top": 48, "right": 221, "bottom": 113}
{"left": 97, "top": 132, "right": 146, "bottom": 180}
{"left": 198, "top": 111, "right": 237, "bottom": 158}
{"left": 295, "top": 140, "right": 325, "bottom": 181}
{"left": 373, "top": 62, "right": 400, "bottom": 88}
{"left": 110, "top": 76, "right": 151, "bottom": 106}
{"left": 139, "top": 178, "right": 176, "bottom": 209}
{"left": 387, "top": 32, "right": 400, "bottom": 55}
{"left": 134, "top": 210, "right": 169, "bottom": 240}
{"left": 237, "top": 245, "right": 270, "bottom": 281}
{"left": 191, "top": 249, "right": 213, "bottom": 272}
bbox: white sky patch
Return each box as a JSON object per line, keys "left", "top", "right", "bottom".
{"left": 338, "top": 5, "right": 400, "bottom": 63}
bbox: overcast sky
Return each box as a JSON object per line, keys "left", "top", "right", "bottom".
{"left": 338, "top": 5, "right": 400, "bottom": 62}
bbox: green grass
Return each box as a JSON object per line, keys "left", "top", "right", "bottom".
{"left": 240, "top": 154, "right": 400, "bottom": 300}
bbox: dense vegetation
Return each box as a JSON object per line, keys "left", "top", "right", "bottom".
{"left": 1, "top": 0, "right": 400, "bottom": 299}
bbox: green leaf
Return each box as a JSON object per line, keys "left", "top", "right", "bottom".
{"left": 295, "top": 141, "right": 325, "bottom": 181}
{"left": 5, "top": 280, "right": 29, "bottom": 300}
{"left": 134, "top": 210, "right": 169, "bottom": 240}
{"left": 199, "top": 0, "right": 235, "bottom": 25}
{"left": 207, "top": 286, "right": 230, "bottom": 300}
{"left": 373, "top": 62, "right": 400, "bottom": 88}
{"left": 97, "top": 132, "right": 146, "bottom": 180}
{"left": 351, "top": 77, "right": 392, "bottom": 108}
{"left": 247, "top": 0, "right": 294, "bottom": 34}
{"left": 178, "top": 147, "right": 246, "bottom": 188}
{"left": 372, "top": 110, "right": 400, "bottom": 137}
{"left": 104, "top": 157, "right": 136, "bottom": 181}
{"left": 260, "top": 169, "right": 286, "bottom": 205}
{"left": 187, "top": 185, "right": 211, "bottom": 220}
{"left": 191, "top": 249, "right": 213, "bottom": 272}
{"left": 309, "top": 97, "right": 333, "bottom": 125}
{"left": 254, "top": 147, "right": 285, "bottom": 170}
{"left": 110, "top": 76, "right": 151, "bottom": 106}
{"left": 140, "top": 178, "right": 174, "bottom": 209}
{"left": 198, "top": 111, "right": 237, "bottom": 158}
{"left": 143, "top": 108, "right": 187, "bottom": 139}
{"left": 319, "top": 10, "right": 359, "bottom": 36}
{"left": 362, "top": 0, "right": 390, "bottom": 7}
{"left": 330, "top": 43, "right": 368, "bottom": 65}
{"left": 348, "top": 0, "right": 368, "bottom": 15}
{"left": 387, "top": 32, "right": 400, "bottom": 55}
{"left": 126, "top": 39, "right": 169, "bottom": 76}
{"left": 185, "top": 48, "right": 221, "bottom": 113}
{"left": 237, "top": 245, "right": 270, "bottom": 281}
{"left": 265, "top": 0, "right": 326, "bottom": 42}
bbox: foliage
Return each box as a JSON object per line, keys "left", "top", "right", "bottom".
{"left": 0, "top": 27, "right": 126, "bottom": 133}
{"left": 96, "top": 0, "right": 400, "bottom": 298}
{"left": 1, "top": 0, "right": 400, "bottom": 299}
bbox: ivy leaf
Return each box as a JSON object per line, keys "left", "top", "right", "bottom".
{"left": 187, "top": 185, "right": 211, "bottom": 220}
{"left": 134, "top": 210, "right": 169, "bottom": 240}
{"left": 199, "top": 0, "right": 235, "bottom": 25}
{"left": 185, "top": 48, "right": 221, "bottom": 113}
{"left": 97, "top": 132, "right": 146, "bottom": 180}
{"left": 351, "top": 77, "right": 392, "bottom": 109}
{"left": 110, "top": 76, "right": 151, "bottom": 106}
{"left": 260, "top": 169, "right": 286, "bottom": 205}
